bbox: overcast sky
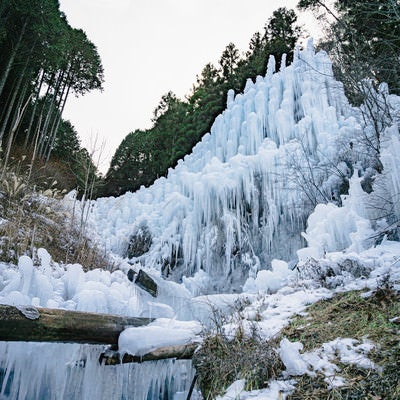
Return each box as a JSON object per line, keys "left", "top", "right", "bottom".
{"left": 59, "top": 0, "right": 317, "bottom": 173}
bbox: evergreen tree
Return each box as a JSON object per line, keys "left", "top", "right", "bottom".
{"left": 0, "top": 0, "right": 104, "bottom": 172}
{"left": 298, "top": 0, "right": 400, "bottom": 97}
{"left": 264, "top": 7, "right": 301, "bottom": 68}
{"left": 219, "top": 42, "right": 241, "bottom": 89}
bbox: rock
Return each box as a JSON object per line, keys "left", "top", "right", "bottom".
{"left": 135, "top": 270, "right": 158, "bottom": 297}
{"left": 337, "top": 258, "right": 370, "bottom": 278}
{"left": 126, "top": 223, "right": 152, "bottom": 258}
{"left": 161, "top": 245, "right": 183, "bottom": 278}
{"left": 127, "top": 269, "right": 136, "bottom": 282}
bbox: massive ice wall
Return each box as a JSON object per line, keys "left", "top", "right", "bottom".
{"left": 89, "top": 42, "right": 359, "bottom": 292}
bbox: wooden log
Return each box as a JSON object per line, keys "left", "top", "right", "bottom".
{"left": 99, "top": 342, "right": 198, "bottom": 365}
{"left": 0, "top": 304, "right": 154, "bottom": 345}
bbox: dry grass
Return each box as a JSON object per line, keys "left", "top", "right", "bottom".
{"left": 282, "top": 281, "right": 400, "bottom": 400}
{"left": 282, "top": 284, "right": 399, "bottom": 351}
{"left": 193, "top": 333, "right": 284, "bottom": 399}
{"left": 193, "top": 299, "right": 284, "bottom": 399}
{"left": 194, "top": 279, "right": 400, "bottom": 400}
{"left": 0, "top": 159, "right": 113, "bottom": 271}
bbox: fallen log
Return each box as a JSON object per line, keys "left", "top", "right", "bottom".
{"left": 99, "top": 342, "right": 198, "bottom": 365}
{"left": 0, "top": 304, "right": 154, "bottom": 345}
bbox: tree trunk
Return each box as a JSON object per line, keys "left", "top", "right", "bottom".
{"left": 32, "top": 72, "right": 54, "bottom": 154}
{"left": 0, "top": 305, "right": 198, "bottom": 365}
{"left": 1, "top": 90, "right": 32, "bottom": 178}
{"left": 37, "top": 70, "right": 64, "bottom": 158}
{"left": 45, "top": 80, "right": 71, "bottom": 162}
{"left": 99, "top": 343, "right": 198, "bottom": 365}
{"left": 0, "top": 73, "right": 25, "bottom": 143}
{"left": 27, "top": 113, "right": 42, "bottom": 181}
{"left": 24, "top": 69, "right": 45, "bottom": 149}
{"left": 0, "top": 20, "right": 27, "bottom": 99}
{"left": 0, "top": 304, "right": 154, "bottom": 345}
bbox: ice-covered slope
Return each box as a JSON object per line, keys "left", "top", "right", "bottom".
{"left": 88, "top": 42, "right": 359, "bottom": 292}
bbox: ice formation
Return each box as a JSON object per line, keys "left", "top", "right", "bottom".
{"left": 1, "top": 42, "right": 400, "bottom": 399}
{"left": 87, "top": 42, "right": 361, "bottom": 292}
{"left": 0, "top": 342, "right": 195, "bottom": 400}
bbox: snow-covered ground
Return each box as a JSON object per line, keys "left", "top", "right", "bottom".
{"left": 1, "top": 42, "right": 399, "bottom": 399}
{"left": 214, "top": 239, "right": 400, "bottom": 399}
{"left": 1, "top": 204, "right": 398, "bottom": 398}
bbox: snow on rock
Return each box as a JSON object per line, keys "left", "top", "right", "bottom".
{"left": 216, "top": 380, "right": 245, "bottom": 400}
{"left": 118, "top": 318, "right": 202, "bottom": 356}
{"left": 243, "top": 259, "right": 295, "bottom": 294}
{"left": 279, "top": 339, "right": 310, "bottom": 375}
{"left": 322, "top": 338, "right": 378, "bottom": 371}
{"left": 298, "top": 173, "right": 376, "bottom": 261}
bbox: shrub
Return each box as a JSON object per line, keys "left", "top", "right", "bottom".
{"left": 0, "top": 159, "right": 112, "bottom": 271}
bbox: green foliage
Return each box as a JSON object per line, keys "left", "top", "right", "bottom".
{"left": 298, "top": 0, "right": 400, "bottom": 98}
{"left": 101, "top": 129, "right": 155, "bottom": 195}
{"left": 102, "top": 7, "right": 301, "bottom": 196}
{"left": 0, "top": 0, "right": 104, "bottom": 174}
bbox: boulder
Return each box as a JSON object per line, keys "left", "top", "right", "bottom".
{"left": 126, "top": 223, "right": 152, "bottom": 258}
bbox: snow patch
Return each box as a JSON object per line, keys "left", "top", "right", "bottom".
{"left": 118, "top": 318, "right": 202, "bottom": 356}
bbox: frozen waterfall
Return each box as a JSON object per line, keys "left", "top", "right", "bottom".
{"left": 88, "top": 42, "right": 358, "bottom": 292}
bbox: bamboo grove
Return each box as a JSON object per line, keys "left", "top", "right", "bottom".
{"left": 0, "top": 0, "right": 103, "bottom": 188}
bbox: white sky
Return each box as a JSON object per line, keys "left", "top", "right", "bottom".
{"left": 59, "top": 0, "right": 318, "bottom": 173}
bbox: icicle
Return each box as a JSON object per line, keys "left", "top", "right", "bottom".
{"left": 280, "top": 53, "right": 287, "bottom": 71}
{"left": 226, "top": 89, "right": 235, "bottom": 109}
{"left": 266, "top": 55, "right": 276, "bottom": 77}
{"left": 292, "top": 45, "right": 300, "bottom": 64}
{"left": 0, "top": 342, "right": 195, "bottom": 400}
{"left": 83, "top": 46, "right": 361, "bottom": 293}
{"left": 306, "top": 37, "right": 314, "bottom": 53}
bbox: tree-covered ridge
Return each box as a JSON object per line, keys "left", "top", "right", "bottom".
{"left": 101, "top": 7, "right": 301, "bottom": 197}
{"left": 103, "top": 0, "right": 400, "bottom": 197}
{"left": 0, "top": 0, "right": 103, "bottom": 192}
{"left": 298, "top": 0, "right": 400, "bottom": 99}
